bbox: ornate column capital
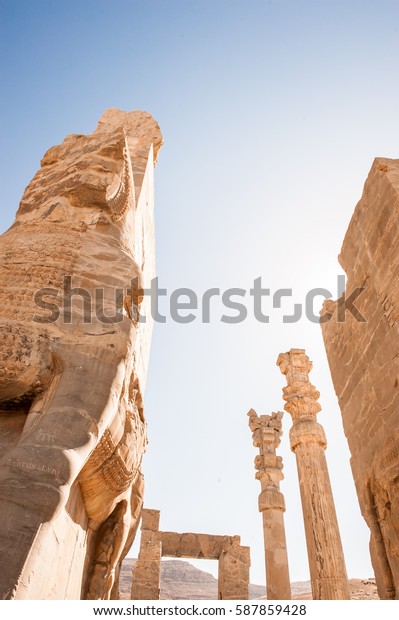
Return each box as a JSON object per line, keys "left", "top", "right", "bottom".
{"left": 277, "top": 349, "right": 326, "bottom": 451}
{"left": 247, "top": 405, "right": 291, "bottom": 599}
{"left": 248, "top": 409, "right": 286, "bottom": 511}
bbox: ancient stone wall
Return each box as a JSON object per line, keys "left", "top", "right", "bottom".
{"left": 321, "top": 158, "right": 399, "bottom": 599}
{"left": 0, "top": 109, "right": 162, "bottom": 600}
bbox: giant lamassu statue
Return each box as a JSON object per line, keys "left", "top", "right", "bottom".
{"left": 0, "top": 109, "right": 162, "bottom": 599}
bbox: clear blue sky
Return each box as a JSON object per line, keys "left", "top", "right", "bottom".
{"left": 1, "top": 0, "right": 399, "bottom": 588}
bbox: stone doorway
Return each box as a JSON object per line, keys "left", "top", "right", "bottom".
{"left": 131, "top": 509, "right": 250, "bottom": 600}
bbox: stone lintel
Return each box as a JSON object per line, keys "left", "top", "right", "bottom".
{"left": 159, "top": 531, "right": 241, "bottom": 559}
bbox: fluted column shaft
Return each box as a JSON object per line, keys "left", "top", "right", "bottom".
{"left": 277, "top": 349, "right": 350, "bottom": 600}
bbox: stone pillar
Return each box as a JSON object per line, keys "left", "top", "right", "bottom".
{"left": 248, "top": 409, "right": 291, "bottom": 600}
{"left": 131, "top": 541, "right": 161, "bottom": 600}
{"left": 131, "top": 509, "right": 161, "bottom": 600}
{"left": 218, "top": 541, "right": 250, "bottom": 600}
{"left": 277, "top": 349, "right": 350, "bottom": 600}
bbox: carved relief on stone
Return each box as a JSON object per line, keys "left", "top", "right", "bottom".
{"left": 0, "top": 109, "right": 162, "bottom": 600}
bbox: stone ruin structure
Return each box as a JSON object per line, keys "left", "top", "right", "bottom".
{"left": 132, "top": 509, "right": 250, "bottom": 600}
{"left": 3, "top": 109, "right": 395, "bottom": 603}
{"left": 321, "top": 158, "right": 399, "bottom": 599}
{"left": 247, "top": 409, "right": 291, "bottom": 600}
{"left": 0, "top": 109, "right": 163, "bottom": 600}
{"left": 277, "top": 349, "right": 350, "bottom": 600}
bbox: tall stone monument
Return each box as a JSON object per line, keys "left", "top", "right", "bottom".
{"left": 247, "top": 409, "right": 291, "bottom": 600}
{"left": 321, "top": 158, "right": 399, "bottom": 599}
{"left": 0, "top": 109, "right": 163, "bottom": 599}
{"left": 277, "top": 349, "right": 350, "bottom": 600}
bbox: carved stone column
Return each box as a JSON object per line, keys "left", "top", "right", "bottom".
{"left": 248, "top": 409, "right": 291, "bottom": 600}
{"left": 277, "top": 349, "right": 350, "bottom": 600}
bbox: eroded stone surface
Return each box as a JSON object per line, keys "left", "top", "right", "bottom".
{"left": 0, "top": 109, "right": 162, "bottom": 600}
{"left": 321, "top": 158, "right": 399, "bottom": 600}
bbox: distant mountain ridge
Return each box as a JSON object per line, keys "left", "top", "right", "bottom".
{"left": 120, "top": 559, "right": 378, "bottom": 600}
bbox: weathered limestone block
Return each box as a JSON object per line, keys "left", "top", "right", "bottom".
{"left": 248, "top": 409, "right": 291, "bottom": 600}
{"left": 321, "top": 158, "right": 399, "bottom": 600}
{"left": 0, "top": 109, "right": 163, "bottom": 600}
{"left": 142, "top": 508, "right": 161, "bottom": 532}
{"left": 160, "top": 532, "right": 242, "bottom": 560}
{"left": 131, "top": 540, "right": 162, "bottom": 600}
{"left": 218, "top": 542, "right": 250, "bottom": 600}
{"left": 277, "top": 349, "right": 350, "bottom": 600}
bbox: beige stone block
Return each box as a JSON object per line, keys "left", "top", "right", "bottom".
{"left": 142, "top": 509, "right": 161, "bottom": 532}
